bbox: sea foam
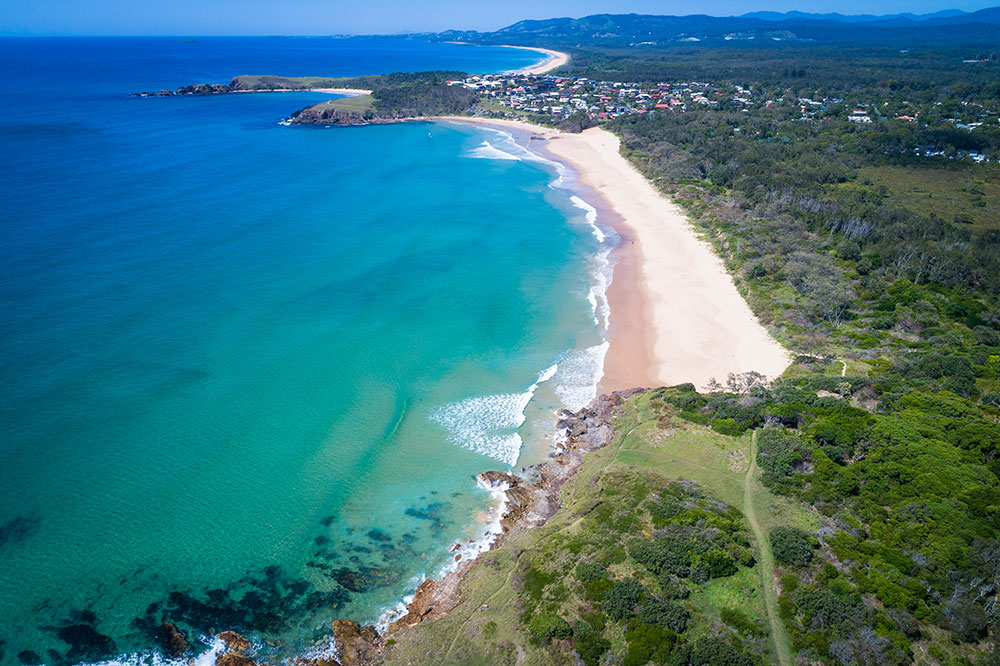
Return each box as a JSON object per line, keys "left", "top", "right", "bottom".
{"left": 553, "top": 342, "right": 611, "bottom": 412}
{"left": 69, "top": 636, "right": 227, "bottom": 666}
{"left": 431, "top": 364, "right": 558, "bottom": 466}
{"left": 466, "top": 140, "right": 521, "bottom": 161}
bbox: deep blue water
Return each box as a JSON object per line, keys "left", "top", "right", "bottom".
{"left": 0, "top": 38, "right": 610, "bottom": 666}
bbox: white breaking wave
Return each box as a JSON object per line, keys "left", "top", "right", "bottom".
{"left": 569, "top": 195, "right": 616, "bottom": 331}
{"left": 554, "top": 342, "right": 611, "bottom": 412}
{"left": 466, "top": 140, "right": 521, "bottom": 161}
{"left": 570, "top": 195, "right": 604, "bottom": 243}
{"left": 68, "top": 636, "right": 226, "bottom": 666}
{"left": 466, "top": 127, "right": 575, "bottom": 191}
{"left": 431, "top": 364, "right": 558, "bottom": 466}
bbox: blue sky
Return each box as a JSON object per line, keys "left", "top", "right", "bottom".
{"left": 3, "top": 0, "right": 998, "bottom": 35}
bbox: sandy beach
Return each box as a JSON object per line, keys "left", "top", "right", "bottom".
{"left": 500, "top": 45, "right": 570, "bottom": 74}
{"left": 439, "top": 116, "right": 790, "bottom": 391}
{"left": 311, "top": 87, "right": 373, "bottom": 95}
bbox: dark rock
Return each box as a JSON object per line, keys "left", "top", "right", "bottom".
{"left": 476, "top": 471, "right": 519, "bottom": 490}
{"left": 330, "top": 620, "right": 378, "bottom": 666}
{"left": 159, "top": 622, "right": 188, "bottom": 657}
{"left": 216, "top": 652, "right": 255, "bottom": 666}
{"left": 217, "top": 631, "right": 251, "bottom": 652}
{"left": 176, "top": 83, "right": 231, "bottom": 95}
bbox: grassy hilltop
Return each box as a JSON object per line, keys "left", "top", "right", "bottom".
{"left": 380, "top": 372, "right": 1000, "bottom": 666}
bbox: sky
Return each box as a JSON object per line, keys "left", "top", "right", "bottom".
{"left": 2, "top": 0, "right": 998, "bottom": 36}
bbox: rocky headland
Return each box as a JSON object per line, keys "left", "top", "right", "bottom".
{"left": 181, "top": 389, "right": 640, "bottom": 666}
{"left": 311, "top": 389, "right": 640, "bottom": 666}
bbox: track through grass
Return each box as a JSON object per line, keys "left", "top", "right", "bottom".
{"left": 744, "top": 430, "right": 793, "bottom": 666}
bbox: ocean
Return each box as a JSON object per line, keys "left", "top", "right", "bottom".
{"left": 0, "top": 37, "right": 615, "bottom": 666}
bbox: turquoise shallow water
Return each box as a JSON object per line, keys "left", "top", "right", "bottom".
{"left": 0, "top": 38, "right": 613, "bottom": 665}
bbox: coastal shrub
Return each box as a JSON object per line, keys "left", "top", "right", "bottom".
{"left": 637, "top": 598, "right": 690, "bottom": 633}
{"left": 527, "top": 612, "right": 572, "bottom": 641}
{"left": 940, "top": 595, "right": 989, "bottom": 642}
{"left": 770, "top": 526, "right": 816, "bottom": 567}
{"left": 603, "top": 578, "right": 648, "bottom": 622}
{"left": 624, "top": 623, "right": 677, "bottom": 666}
{"left": 793, "top": 585, "right": 864, "bottom": 633}
{"left": 756, "top": 427, "right": 810, "bottom": 491}
{"left": 711, "top": 417, "right": 744, "bottom": 437}
{"left": 629, "top": 534, "right": 691, "bottom": 578}
{"left": 697, "top": 548, "right": 738, "bottom": 579}
{"left": 572, "top": 621, "right": 610, "bottom": 666}
{"left": 720, "top": 607, "right": 766, "bottom": 638}
{"left": 665, "top": 390, "right": 706, "bottom": 412}
{"left": 583, "top": 577, "right": 614, "bottom": 601}
{"left": 805, "top": 405, "right": 874, "bottom": 452}
{"left": 677, "top": 411, "right": 710, "bottom": 426}
{"left": 575, "top": 561, "right": 607, "bottom": 583}
{"left": 668, "top": 637, "right": 755, "bottom": 666}
{"left": 647, "top": 495, "right": 683, "bottom": 526}
{"left": 658, "top": 576, "right": 690, "bottom": 600}
{"left": 522, "top": 565, "right": 557, "bottom": 600}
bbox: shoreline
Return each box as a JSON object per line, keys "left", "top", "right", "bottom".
{"left": 434, "top": 116, "right": 790, "bottom": 391}
{"left": 442, "top": 41, "right": 569, "bottom": 74}
{"left": 309, "top": 391, "right": 635, "bottom": 666}
{"left": 497, "top": 45, "right": 570, "bottom": 74}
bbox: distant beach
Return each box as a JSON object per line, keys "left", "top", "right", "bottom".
{"left": 437, "top": 116, "right": 790, "bottom": 391}
{"left": 499, "top": 45, "right": 570, "bottom": 74}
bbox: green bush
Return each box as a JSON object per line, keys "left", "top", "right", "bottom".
{"left": 668, "top": 637, "right": 755, "bottom": 666}
{"left": 522, "top": 565, "right": 557, "bottom": 600}
{"left": 720, "top": 607, "right": 766, "bottom": 637}
{"left": 711, "top": 417, "right": 744, "bottom": 436}
{"left": 757, "top": 427, "right": 810, "bottom": 490}
{"left": 526, "top": 612, "right": 572, "bottom": 641}
{"left": 583, "top": 577, "right": 614, "bottom": 601}
{"left": 575, "top": 561, "right": 607, "bottom": 583}
{"left": 603, "top": 578, "right": 648, "bottom": 622}
{"left": 572, "top": 620, "right": 610, "bottom": 666}
{"left": 699, "top": 548, "right": 738, "bottom": 579}
{"left": 770, "top": 526, "right": 816, "bottom": 567}
{"left": 638, "top": 598, "right": 690, "bottom": 633}
{"left": 658, "top": 576, "right": 691, "bottom": 599}
{"left": 624, "top": 623, "right": 677, "bottom": 666}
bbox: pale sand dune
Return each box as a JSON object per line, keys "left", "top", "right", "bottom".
{"left": 438, "top": 117, "right": 791, "bottom": 391}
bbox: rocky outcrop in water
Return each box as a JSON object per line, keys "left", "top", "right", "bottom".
{"left": 313, "top": 390, "right": 641, "bottom": 658}
{"left": 214, "top": 630, "right": 256, "bottom": 666}
{"left": 330, "top": 620, "right": 379, "bottom": 666}
{"left": 158, "top": 622, "right": 188, "bottom": 657}
{"left": 284, "top": 107, "right": 414, "bottom": 127}
{"left": 389, "top": 390, "right": 639, "bottom": 630}
{"left": 218, "top": 631, "right": 252, "bottom": 652}
{"left": 132, "top": 83, "right": 233, "bottom": 97}
{"left": 216, "top": 653, "right": 256, "bottom": 666}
